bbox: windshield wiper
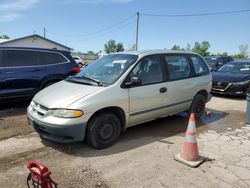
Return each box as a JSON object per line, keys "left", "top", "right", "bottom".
{"left": 68, "top": 76, "right": 103, "bottom": 86}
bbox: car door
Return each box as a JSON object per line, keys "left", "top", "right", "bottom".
{"left": 0, "top": 49, "right": 6, "bottom": 98}
{"left": 160, "top": 54, "right": 196, "bottom": 114}
{"left": 127, "top": 55, "right": 168, "bottom": 126}
{"left": 4, "top": 49, "right": 45, "bottom": 98}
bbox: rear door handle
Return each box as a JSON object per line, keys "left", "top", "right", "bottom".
{"left": 159, "top": 87, "right": 167, "bottom": 93}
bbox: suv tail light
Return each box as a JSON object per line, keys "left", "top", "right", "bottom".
{"left": 72, "top": 66, "right": 80, "bottom": 73}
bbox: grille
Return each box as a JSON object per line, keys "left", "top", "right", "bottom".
{"left": 31, "top": 101, "right": 49, "bottom": 116}
{"left": 212, "top": 81, "right": 229, "bottom": 90}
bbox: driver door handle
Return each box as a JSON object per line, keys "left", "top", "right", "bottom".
{"left": 159, "top": 87, "right": 167, "bottom": 93}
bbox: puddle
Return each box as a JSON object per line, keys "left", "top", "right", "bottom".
{"left": 178, "top": 109, "right": 245, "bottom": 134}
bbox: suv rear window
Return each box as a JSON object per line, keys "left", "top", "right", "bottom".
{"left": 40, "top": 52, "right": 68, "bottom": 65}
{"left": 6, "top": 50, "right": 42, "bottom": 67}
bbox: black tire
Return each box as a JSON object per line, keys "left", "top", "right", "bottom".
{"left": 189, "top": 94, "right": 206, "bottom": 118}
{"left": 86, "top": 112, "right": 121, "bottom": 149}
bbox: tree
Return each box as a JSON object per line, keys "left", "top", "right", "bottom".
{"left": 104, "top": 39, "right": 116, "bottom": 53}
{"left": 171, "top": 45, "right": 181, "bottom": 50}
{"left": 192, "top": 41, "right": 210, "bottom": 56}
{"left": 116, "top": 42, "right": 124, "bottom": 52}
{"left": 232, "top": 44, "right": 249, "bottom": 59}
{"left": 88, "top": 50, "right": 94, "bottom": 54}
{"left": 239, "top": 44, "right": 248, "bottom": 58}
{"left": 211, "top": 52, "right": 228, "bottom": 56}
{"left": 0, "top": 35, "right": 10, "bottom": 39}
{"left": 104, "top": 39, "right": 124, "bottom": 53}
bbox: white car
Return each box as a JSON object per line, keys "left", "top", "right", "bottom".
{"left": 27, "top": 50, "right": 212, "bottom": 149}
{"left": 72, "top": 56, "right": 85, "bottom": 67}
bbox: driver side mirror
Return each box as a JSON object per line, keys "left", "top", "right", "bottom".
{"left": 125, "top": 77, "right": 141, "bottom": 87}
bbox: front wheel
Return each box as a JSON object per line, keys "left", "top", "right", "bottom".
{"left": 189, "top": 94, "right": 206, "bottom": 118}
{"left": 86, "top": 112, "right": 121, "bottom": 149}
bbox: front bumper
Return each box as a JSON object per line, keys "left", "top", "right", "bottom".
{"left": 27, "top": 106, "right": 87, "bottom": 143}
{"left": 212, "top": 84, "right": 247, "bottom": 96}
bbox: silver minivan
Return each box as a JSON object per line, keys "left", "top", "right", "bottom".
{"left": 27, "top": 50, "right": 212, "bottom": 149}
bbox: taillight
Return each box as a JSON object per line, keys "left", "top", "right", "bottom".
{"left": 72, "top": 66, "right": 80, "bottom": 73}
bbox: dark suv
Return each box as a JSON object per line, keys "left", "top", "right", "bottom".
{"left": 0, "top": 47, "right": 80, "bottom": 99}
{"left": 204, "top": 56, "right": 234, "bottom": 71}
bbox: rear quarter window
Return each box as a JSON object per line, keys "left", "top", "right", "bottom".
{"left": 190, "top": 55, "right": 210, "bottom": 76}
{"left": 40, "top": 52, "right": 68, "bottom": 65}
{"left": 164, "top": 55, "right": 191, "bottom": 81}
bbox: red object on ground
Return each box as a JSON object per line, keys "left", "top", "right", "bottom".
{"left": 27, "top": 160, "right": 58, "bottom": 188}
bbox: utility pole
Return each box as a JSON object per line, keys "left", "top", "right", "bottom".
{"left": 136, "top": 11, "right": 139, "bottom": 51}
{"left": 43, "top": 27, "right": 46, "bottom": 38}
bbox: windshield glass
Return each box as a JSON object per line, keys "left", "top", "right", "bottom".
{"left": 218, "top": 62, "right": 250, "bottom": 74}
{"left": 69, "top": 54, "right": 138, "bottom": 85}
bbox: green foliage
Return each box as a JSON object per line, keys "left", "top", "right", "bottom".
{"left": 211, "top": 52, "right": 228, "bottom": 56}
{"left": 0, "top": 35, "right": 10, "bottom": 39}
{"left": 104, "top": 39, "right": 124, "bottom": 54}
{"left": 116, "top": 42, "right": 124, "bottom": 52}
{"left": 232, "top": 53, "right": 245, "bottom": 59}
{"left": 232, "top": 44, "right": 248, "bottom": 59}
{"left": 192, "top": 41, "right": 210, "bottom": 56}
{"left": 88, "top": 50, "right": 94, "bottom": 54}
{"left": 171, "top": 45, "right": 180, "bottom": 50}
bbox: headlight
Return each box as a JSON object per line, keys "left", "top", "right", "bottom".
{"left": 48, "top": 109, "right": 83, "bottom": 118}
{"left": 231, "top": 80, "right": 250, "bottom": 86}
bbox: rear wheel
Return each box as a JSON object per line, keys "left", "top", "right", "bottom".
{"left": 86, "top": 112, "right": 121, "bottom": 149}
{"left": 189, "top": 94, "right": 206, "bottom": 118}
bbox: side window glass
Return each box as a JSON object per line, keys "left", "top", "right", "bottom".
{"left": 130, "top": 56, "right": 163, "bottom": 85}
{"left": 190, "top": 55, "right": 209, "bottom": 76}
{"left": 6, "top": 50, "right": 39, "bottom": 67}
{"left": 41, "top": 52, "right": 67, "bottom": 65}
{"left": 165, "top": 55, "right": 190, "bottom": 81}
{"left": 0, "top": 50, "right": 3, "bottom": 67}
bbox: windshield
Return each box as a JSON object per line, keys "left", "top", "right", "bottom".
{"left": 218, "top": 62, "right": 250, "bottom": 74}
{"left": 68, "top": 54, "right": 138, "bottom": 85}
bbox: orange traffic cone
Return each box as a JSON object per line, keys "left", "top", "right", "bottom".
{"left": 174, "top": 113, "right": 205, "bottom": 168}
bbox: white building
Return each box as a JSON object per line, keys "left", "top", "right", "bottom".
{"left": 0, "top": 34, "right": 72, "bottom": 51}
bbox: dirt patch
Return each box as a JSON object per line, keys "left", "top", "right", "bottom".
{"left": 0, "top": 101, "right": 33, "bottom": 141}
{"left": 0, "top": 147, "right": 109, "bottom": 188}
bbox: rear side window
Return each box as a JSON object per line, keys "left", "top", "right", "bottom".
{"left": 40, "top": 52, "right": 68, "bottom": 65}
{"left": 0, "top": 50, "right": 3, "bottom": 67}
{"left": 190, "top": 55, "right": 210, "bottom": 76}
{"left": 164, "top": 55, "right": 190, "bottom": 81}
{"left": 6, "top": 50, "right": 42, "bottom": 67}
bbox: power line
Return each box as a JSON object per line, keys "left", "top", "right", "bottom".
{"left": 46, "top": 14, "right": 136, "bottom": 38}
{"left": 71, "top": 18, "right": 136, "bottom": 42}
{"left": 142, "top": 9, "right": 250, "bottom": 17}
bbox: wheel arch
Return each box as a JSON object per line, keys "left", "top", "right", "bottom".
{"left": 196, "top": 89, "right": 208, "bottom": 101}
{"left": 86, "top": 106, "right": 126, "bottom": 134}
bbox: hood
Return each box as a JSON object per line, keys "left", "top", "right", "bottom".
{"left": 212, "top": 72, "right": 250, "bottom": 82}
{"left": 33, "top": 80, "right": 104, "bottom": 108}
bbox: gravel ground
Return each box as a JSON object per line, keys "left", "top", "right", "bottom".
{"left": 0, "top": 95, "right": 249, "bottom": 188}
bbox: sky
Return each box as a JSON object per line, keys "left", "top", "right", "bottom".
{"left": 0, "top": 0, "right": 249, "bottom": 54}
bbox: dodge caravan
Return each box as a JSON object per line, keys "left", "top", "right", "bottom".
{"left": 27, "top": 50, "right": 212, "bottom": 149}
